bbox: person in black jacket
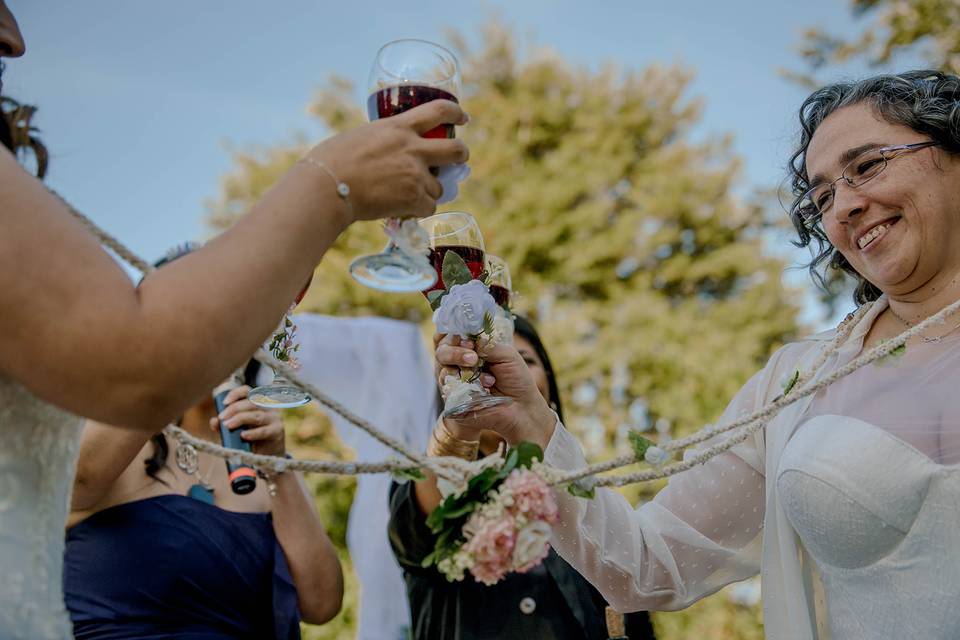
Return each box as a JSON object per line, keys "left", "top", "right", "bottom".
{"left": 389, "top": 315, "right": 656, "bottom": 640}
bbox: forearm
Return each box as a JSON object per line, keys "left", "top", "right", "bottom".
{"left": 0, "top": 152, "right": 348, "bottom": 427}
{"left": 270, "top": 471, "right": 344, "bottom": 624}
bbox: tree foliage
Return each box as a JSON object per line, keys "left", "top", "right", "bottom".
{"left": 796, "top": 0, "right": 960, "bottom": 77}
{"left": 209, "top": 22, "right": 800, "bottom": 638}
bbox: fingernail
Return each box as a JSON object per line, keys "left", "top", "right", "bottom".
{"left": 463, "top": 353, "right": 478, "bottom": 365}
{"left": 462, "top": 339, "right": 474, "bottom": 349}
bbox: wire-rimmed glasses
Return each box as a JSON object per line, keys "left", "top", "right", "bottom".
{"left": 797, "top": 141, "right": 940, "bottom": 228}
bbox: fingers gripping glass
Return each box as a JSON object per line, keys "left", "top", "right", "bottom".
{"left": 798, "top": 141, "right": 940, "bottom": 227}
{"left": 349, "top": 39, "right": 462, "bottom": 292}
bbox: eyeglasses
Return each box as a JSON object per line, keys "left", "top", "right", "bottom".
{"left": 797, "top": 141, "right": 940, "bottom": 227}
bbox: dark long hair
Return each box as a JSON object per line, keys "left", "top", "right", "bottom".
{"left": 786, "top": 70, "right": 960, "bottom": 305}
{"left": 512, "top": 315, "right": 564, "bottom": 424}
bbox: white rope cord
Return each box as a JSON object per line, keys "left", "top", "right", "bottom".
{"left": 60, "top": 189, "right": 960, "bottom": 488}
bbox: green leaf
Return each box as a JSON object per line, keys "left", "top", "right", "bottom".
{"left": 876, "top": 342, "right": 907, "bottom": 367}
{"left": 482, "top": 311, "right": 495, "bottom": 336}
{"left": 513, "top": 441, "right": 544, "bottom": 469}
{"left": 627, "top": 430, "right": 653, "bottom": 460}
{"left": 567, "top": 478, "right": 596, "bottom": 499}
{"left": 441, "top": 250, "right": 473, "bottom": 289}
{"left": 782, "top": 370, "right": 800, "bottom": 395}
{"left": 390, "top": 467, "right": 426, "bottom": 484}
{"left": 427, "top": 288, "right": 447, "bottom": 311}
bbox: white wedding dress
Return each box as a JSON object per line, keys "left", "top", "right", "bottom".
{"left": 0, "top": 376, "right": 82, "bottom": 639}
{"left": 545, "top": 297, "right": 960, "bottom": 639}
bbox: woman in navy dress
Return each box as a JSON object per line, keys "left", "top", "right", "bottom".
{"left": 64, "top": 247, "right": 342, "bottom": 639}
{"left": 64, "top": 355, "right": 342, "bottom": 639}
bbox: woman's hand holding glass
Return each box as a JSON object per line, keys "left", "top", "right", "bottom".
{"left": 305, "top": 99, "right": 469, "bottom": 225}
{"left": 434, "top": 335, "right": 556, "bottom": 449}
{"left": 211, "top": 385, "right": 287, "bottom": 458}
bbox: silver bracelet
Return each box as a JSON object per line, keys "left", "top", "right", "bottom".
{"left": 299, "top": 156, "right": 353, "bottom": 217}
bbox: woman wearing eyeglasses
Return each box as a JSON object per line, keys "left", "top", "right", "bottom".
{"left": 434, "top": 69, "right": 960, "bottom": 640}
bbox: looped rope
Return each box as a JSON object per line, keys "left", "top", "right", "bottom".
{"left": 58, "top": 188, "right": 960, "bottom": 488}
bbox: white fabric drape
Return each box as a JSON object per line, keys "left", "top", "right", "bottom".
{"left": 264, "top": 314, "right": 436, "bottom": 640}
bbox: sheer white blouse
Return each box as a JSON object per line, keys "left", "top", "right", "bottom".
{"left": 544, "top": 297, "right": 960, "bottom": 639}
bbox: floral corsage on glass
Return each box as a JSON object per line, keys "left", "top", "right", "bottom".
{"left": 420, "top": 211, "right": 513, "bottom": 418}
{"left": 249, "top": 279, "right": 312, "bottom": 410}
{"left": 423, "top": 442, "right": 559, "bottom": 585}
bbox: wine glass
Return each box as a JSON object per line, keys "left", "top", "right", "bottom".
{"left": 248, "top": 277, "right": 313, "bottom": 409}
{"left": 485, "top": 254, "right": 515, "bottom": 343}
{"left": 485, "top": 254, "right": 512, "bottom": 310}
{"left": 420, "top": 212, "right": 512, "bottom": 418}
{"left": 349, "top": 39, "right": 461, "bottom": 292}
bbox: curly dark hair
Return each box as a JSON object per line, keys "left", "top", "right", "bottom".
{"left": 1, "top": 96, "right": 48, "bottom": 178}
{"left": 787, "top": 70, "right": 960, "bottom": 305}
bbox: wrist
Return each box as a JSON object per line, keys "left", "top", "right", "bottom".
{"left": 517, "top": 398, "right": 557, "bottom": 450}
{"left": 299, "top": 151, "right": 354, "bottom": 233}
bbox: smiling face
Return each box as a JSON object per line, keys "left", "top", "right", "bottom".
{"left": 805, "top": 102, "right": 960, "bottom": 298}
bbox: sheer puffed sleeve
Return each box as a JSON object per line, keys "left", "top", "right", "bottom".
{"left": 544, "top": 369, "right": 770, "bottom": 612}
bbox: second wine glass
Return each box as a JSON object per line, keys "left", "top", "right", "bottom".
{"left": 421, "top": 212, "right": 512, "bottom": 418}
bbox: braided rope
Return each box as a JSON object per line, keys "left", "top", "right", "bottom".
{"left": 59, "top": 189, "right": 960, "bottom": 488}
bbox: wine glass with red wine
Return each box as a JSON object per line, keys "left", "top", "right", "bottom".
{"left": 485, "top": 254, "right": 512, "bottom": 310}
{"left": 420, "top": 212, "right": 512, "bottom": 418}
{"left": 248, "top": 276, "right": 313, "bottom": 409}
{"left": 349, "top": 39, "right": 461, "bottom": 292}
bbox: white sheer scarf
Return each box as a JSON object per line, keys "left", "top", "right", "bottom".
{"left": 543, "top": 298, "right": 947, "bottom": 639}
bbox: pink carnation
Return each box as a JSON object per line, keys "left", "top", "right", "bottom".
{"left": 503, "top": 469, "right": 558, "bottom": 523}
{"left": 464, "top": 515, "right": 516, "bottom": 586}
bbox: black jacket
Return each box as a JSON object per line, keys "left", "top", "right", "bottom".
{"left": 388, "top": 481, "right": 656, "bottom": 640}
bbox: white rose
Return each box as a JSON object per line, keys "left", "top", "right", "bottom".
{"left": 512, "top": 520, "right": 552, "bottom": 570}
{"left": 433, "top": 280, "right": 501, "bottom": 337}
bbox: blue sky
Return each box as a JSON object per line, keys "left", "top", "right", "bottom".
{"left": 8, "top": 0, "right": 923, "bottom": 323}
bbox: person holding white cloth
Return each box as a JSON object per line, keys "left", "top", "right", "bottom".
{"left": 434, "top": 70, "right": 960, "bottom": 639}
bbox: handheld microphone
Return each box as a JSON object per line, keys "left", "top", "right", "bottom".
{"left": 214, "top": 377, "right": 257, "bottom": 495}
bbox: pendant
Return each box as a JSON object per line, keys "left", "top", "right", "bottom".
{"left": 187, "top": 483, "right": 215, "bottom": 505}
{"left": 175, "top": 442, "right": 200, "bottom": 475}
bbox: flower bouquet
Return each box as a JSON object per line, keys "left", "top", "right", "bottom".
{"left": 422, "top": 442, "right": 559, "bottom": 585}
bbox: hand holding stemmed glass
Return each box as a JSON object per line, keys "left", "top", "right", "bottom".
{"left": 349, "top": 38, "right": 464, "bottom": 292}
{"left": 420, "top": 212, "right": 512, "bottom": 418}
{"left": 248, "top": 277, "right": 313, "bottom": 410}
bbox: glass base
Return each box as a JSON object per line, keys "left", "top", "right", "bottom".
{"left": 442, "top": 394, "right": 512, "bottom": 418}
{"left": 349, "top": 245, "right": 437, "bottom": 293}
{"left": 248, "top": 384, "right": 312, "bottom": 410}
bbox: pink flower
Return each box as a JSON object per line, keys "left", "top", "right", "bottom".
{"left": 503, "top": 469, "right": 558, "bottom": 523}
{"left": 464, "top": 515, "right": 516, "bottom": 586}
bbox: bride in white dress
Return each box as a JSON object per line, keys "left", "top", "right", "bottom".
{"left": 0, "top": 4, "right": 468, "bottom": 637}
{"left": 435, "top": 70, "right": 960, "bottom": 639}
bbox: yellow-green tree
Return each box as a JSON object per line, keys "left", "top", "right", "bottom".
{"left": 796, "top": 0, "right": 960, "bottom": 76}
{"left": 209, "top": 22, "right": 799, "bottom": 640}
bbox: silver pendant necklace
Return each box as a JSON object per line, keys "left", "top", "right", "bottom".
{"left": 888, "top": 306, "right": 960, "bottom": 343}
{"left": 175, "top": 442, "right": 216, "bottom": 503}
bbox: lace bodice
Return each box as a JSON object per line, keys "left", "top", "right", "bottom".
{"left": 0, "top": 375, "right": 82, "bottom": 639}
{"left": 778, "top": 415, "right": 960, "bottom": 638}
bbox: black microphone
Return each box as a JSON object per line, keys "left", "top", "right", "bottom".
{"left": 213, "top": 378, "right": 257, "bottom": 495}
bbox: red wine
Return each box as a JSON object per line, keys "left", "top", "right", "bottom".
{"left": 423, "top": 245, "right": 485, "bottom": 297}
{"left": 489, "top": 285, "right": 510, "bottom": 308}
{"left": 368, "top": 85, "right": 458, "bottom": 139}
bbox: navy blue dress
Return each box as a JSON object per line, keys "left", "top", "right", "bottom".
{"left": 63, "top": 495, "right": 301, "bottom": 640}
